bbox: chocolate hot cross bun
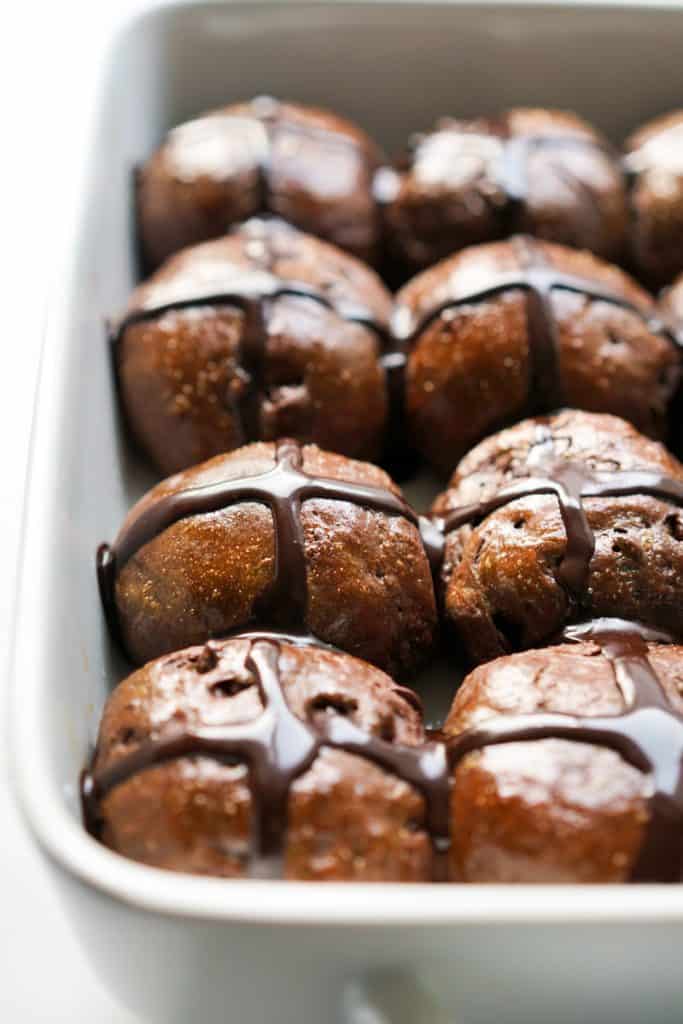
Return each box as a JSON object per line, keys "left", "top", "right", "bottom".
{"left": 137, "top": 96, "right": 384, "bottom": 271}
{"left": 428, "top": 410, "right": 683, "bottom": 665}
{"left": 98, "top": 439, "right": 437, "bottom": 677}
{"left": 393, "top": 236, "right": 679, "bottom": 477}
{"left": 115, "top": 218, "right": 393, "bottom": 475}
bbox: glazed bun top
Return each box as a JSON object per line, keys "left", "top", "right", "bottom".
{"left": 437, "top": 407, "right": 683, "bottom": 506}
{"left": 86, "top": 634, "right": 431, "bottom": 879}
{"left": 624, "top": 110, "right": 683, "bottom": 288}
{"left": 395, "top": 233, "right": 653, "bottom": 342}
{"left": 115, "top": 218, "right": 393, "bottom": 474}
{"left": 443, "top": 622, "right": 683, "bottom": 882}
{"left": 395, "top": 235, "right": 678, "bottom": 476}
{"left": 100, "top": 439, "right": 437, "bottom": 676}
{"left": 124, "top": 216, "right": 392, "bottom": 330}
{"left": 379, "top": 107, "right": 627, "bottom": 274}
{"left": 430, "top": 410, "right": 683, "bottom": 663}
{"left": 137, "top": 97, "right": 384, "bottom": 270}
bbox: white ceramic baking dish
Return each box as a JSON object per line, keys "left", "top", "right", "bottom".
{"left": 11, "top": 2, "right": 683, "bottom": 1021}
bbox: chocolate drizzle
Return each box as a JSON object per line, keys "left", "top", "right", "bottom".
{"left": 112, "top": 267, "right": 390, "bottom": 443}
{"left": 97, "top": 438, "right": 418, "bottom": 647}
{"left": 426, "top": 425, "right": 683, "bottom": 597}
{"left": 495, "top": 131, "right": 611, "bottom": 232}
{"left": 248, "top": 95, "right": 282, "bottom": 214}
{"left": 82, "top": 619, "right": 683, "bottom": 882}
{"left": 111, "top": 270, "right": 388, "bottom": 354}
{"left": 448, "top": 617, "right": 683, "bottom": 883}
{"left": 376, "top": 122, "right": 618, "bottom": 273}
{"left": 392, "top": 235, "right": 679, "bottom": 426}
{"left": 377, "top": 124, "right": 613, "bottom": 215}
{"left": 115, "top": 211, "right": 394, "bottom": 446}
{"left": 82, "top": 635, "right": 452, "bottom": 880}
{"left": 243, "top": 96, "right": 372, "bottom": 220}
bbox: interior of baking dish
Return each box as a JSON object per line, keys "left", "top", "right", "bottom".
{"left": 13, "top": 1, "right": 683, "bottom": 920}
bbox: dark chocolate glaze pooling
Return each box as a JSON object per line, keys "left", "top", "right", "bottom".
{"left": 82, "top": 619, "right": 683, "bottom": 882}
{"left": 425, "top": 424, "right": 683, "bottom": 596}
{"left": 97, "top": 438, "right": 418, "bottom": 646}
{"left": 392, "top": 235, "right": 679, "bottom": 426}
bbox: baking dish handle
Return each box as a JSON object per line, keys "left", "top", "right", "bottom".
{"left": 341, "top": 969, "right": 456, "bottom": 1023}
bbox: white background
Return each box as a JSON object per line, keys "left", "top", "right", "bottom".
{"left": 3, "top": 1, "right": 683, "bottom": 1021}
{"left": 0, "top": 4, "right": 144, "bottom": 1018}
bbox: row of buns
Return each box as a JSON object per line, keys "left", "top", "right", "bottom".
{"left": 82, "top": 98, "right": 683, "bottom": 884}
{"left": 138, "top": 98, "right": 683, "bottom": 286}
